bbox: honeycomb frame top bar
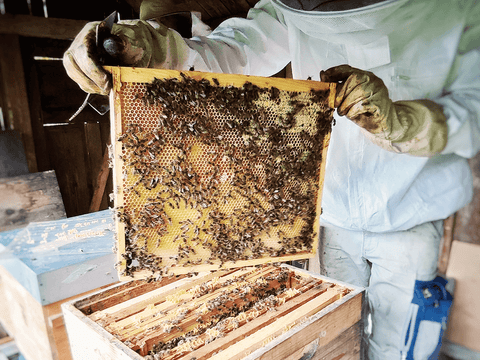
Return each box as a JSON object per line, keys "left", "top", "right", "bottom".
{"left": 105, "top": 66, "right": 336, "bottom": 97}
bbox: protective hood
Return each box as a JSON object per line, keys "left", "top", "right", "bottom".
{"left": 271, "top": 0, "right": 408, "bottom": 44}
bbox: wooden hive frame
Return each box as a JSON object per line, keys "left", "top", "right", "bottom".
{"left": 62, "top": 264, "right": 364, "bottom": 360}
{"left": 106, "top": 67, "right": 335, "bottom": 280}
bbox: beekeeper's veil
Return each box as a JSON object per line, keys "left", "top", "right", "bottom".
{"left": 272, "top": 0, "right": 409, "bottom": 45}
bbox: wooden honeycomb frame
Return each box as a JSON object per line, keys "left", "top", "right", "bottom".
{"left": 107, "top": 67, "right": 335, "bottom": 280}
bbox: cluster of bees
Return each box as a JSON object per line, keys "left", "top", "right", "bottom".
{"left": 140, "top": 266, "right": 316, "bottom": 359}
{"left": 115, "top": 72, "right": 333, "bottom": 277}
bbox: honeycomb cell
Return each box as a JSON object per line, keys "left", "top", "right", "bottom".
{"left": 113, "top": 73, "right": 333, "bottom": 277}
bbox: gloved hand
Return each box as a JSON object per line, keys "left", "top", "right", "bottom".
{"left": 63, "top": 20, "right": 190, "bottom": 95}
{"left": 320, "top": 65, "right": 448, "bottom": 157}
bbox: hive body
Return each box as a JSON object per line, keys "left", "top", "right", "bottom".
{"left": 62, "top": 264, "right": 364, "bottom": 360}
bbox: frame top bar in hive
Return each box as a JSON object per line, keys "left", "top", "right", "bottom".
{"left": 106, "top": 66, "right": 335, "bottom": 281}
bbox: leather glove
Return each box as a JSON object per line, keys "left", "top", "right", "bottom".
{"left": 63, "top": 20, "right": 190, "bottom": 95}
{"left": 320, "top": 65, "right": 448, "bottom": 157}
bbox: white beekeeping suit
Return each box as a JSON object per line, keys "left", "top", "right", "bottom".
{"left": 63, "top": 0, "right": 480, "bottom": 358}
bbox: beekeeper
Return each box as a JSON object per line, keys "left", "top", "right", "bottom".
{"left": 64, "top": 0, "right": 480, "bottom": 358}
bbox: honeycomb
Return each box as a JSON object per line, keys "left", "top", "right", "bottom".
{"left": 110, "top": 68, "right": 334, "bottom": 278}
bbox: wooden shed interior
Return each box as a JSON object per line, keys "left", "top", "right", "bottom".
{"left": 1, "top": 0, "right": 479, "bottom": 242}
{"left": 1, "top": 1, "right": 480, "bottom": 359}
{"left": 0, "top": 0, "right": 259, "bottom": 218}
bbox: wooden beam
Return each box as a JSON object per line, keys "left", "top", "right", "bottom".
{"left": 0, "top": 14, "right": 88, "bottom": 40}
{"left": 23, "top": 48, "right": 52, "bottom": 172}
{"left": 88, "top": 143, "right": 111, "bottom": 213}
{"left": 437, "top": 214, "right": 456, "bottom": 276}
{"left": 0, "top": 34, "right": 38, "bottom": 172}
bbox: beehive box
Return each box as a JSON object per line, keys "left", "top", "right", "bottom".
{"left": 62, "top": 264, "right": 364, "bottom": 360}
{"left": 0, "top": 174, "right": 118, "bottom": 360}
{"left": 106, "top": 67, "right": 335, "bottom": 280}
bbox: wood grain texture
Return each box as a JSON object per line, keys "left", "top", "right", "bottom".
{"left": 0, "top": 14, "right": 88, "bottom": 40}
{"left": 438, "top": 214, "right": 456, "bottom": 276}
{"left": 22, "top": 46, "right": 51, "bottom": 172}
{"left": 244, "top": 293, "right": 363, "bottom": 360}
{"left": 104, "top": 66, "right": 333, "bottom": 93}
{"left": 285, "top": 322, "right": 361, "bottom": 360}
{"left": 0, "top": 34, "right": 37, "bottom": 172}
{"left": 0, "top": 265, "right": 53, "bottom": 360}
{"left": 88, "top": 143, "right": 110, "bottom": 213}
{"left": 43, "top": 285, "right": 118, "bottom": 360}
{"left": 453, "top": 153, "right": 480, "bottom": 246}
{"left": 0, "top": 171, "right": 66, "bottom": 232}
{"left": 63, "top": 303, "right": 144, "bottom": 360}
{"left": 44, "top": 124, "right": 91, "bottom": 217}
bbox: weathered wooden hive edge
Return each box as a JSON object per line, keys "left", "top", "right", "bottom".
{"left": 244, "top": 264, "right": 365, "bottom": 360}
{"left": 61, "top": 264, "right": 364, "bottom": 360}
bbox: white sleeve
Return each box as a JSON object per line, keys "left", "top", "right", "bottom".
{"left": 438, "top": 1, "right": 480, "bottom": 158}
{"left": 182, "top": 0, "right": 291, "bottom": 76}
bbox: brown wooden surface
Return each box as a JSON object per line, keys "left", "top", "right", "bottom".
{"left": 85, "top": 122, "right": 110, "bottom": 212}
{"left": 245, "top": 293, "right": 362, "bottom": 360}
{"left": 76, "top": 277, "right": 185, "bottom": 315}
{"left": 438, "top": 214, "right": 456, "bottom": 276}
{"left": 0, "top": 260, "right": 116, "bottom": 360}
{"left": 0, "top": 131, "right": 30, "bottom": 178}
{"left": 312, "top": 322, "right": 361, "bottom": 360}
{"left": 88, "top": 144, "right": 110, "bottom": 213}
{"left": 453, "top": 153, "right": 480, "bottom": 246}
{"left": 0, "top": 34, "right": 37, "bottom": 172}
{"left": 0, "top": 171, "right": 66, "bottom": 232}
{"left": 10, "top": 38, "right": 114, "bottom": 218}
{"left": 445, "top": 241, "right": 480, "bottom": 352}
{"left": 180, "top": 285, "right": 342, "bottom": 360}
{"left": 0, "top": 14, "right": 88, "bottom": 40}
{"left": 44, "top": 124, "right": 92, "bottom": 217}
{"left": 42, "top": 284, "right": 118, "bottom": 360}
{"left": 22, "top": 49, "right": 51, "bottom": 172}
{"left": 283, "top": 322, "right": 361, "bottom": 360}
{"left": 105, "top": 66, "right": 335, "bottom": 93}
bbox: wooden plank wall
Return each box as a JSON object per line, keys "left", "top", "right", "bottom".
{"left": 0, "top": 34, "right": 38, "bottom": 172}
{"left": 0, "top": 30, "right": 114, "bottom": 217}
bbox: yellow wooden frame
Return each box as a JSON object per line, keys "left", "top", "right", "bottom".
{"left": 106, "top": 66, "right": 335, "bottom": 281}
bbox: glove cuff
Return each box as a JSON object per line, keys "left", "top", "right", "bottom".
{"left": 111, "top": 20, "right": 191, "bottom": 70}
{"left": 363, "top": 100, "right": 448, "bottom": 157}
